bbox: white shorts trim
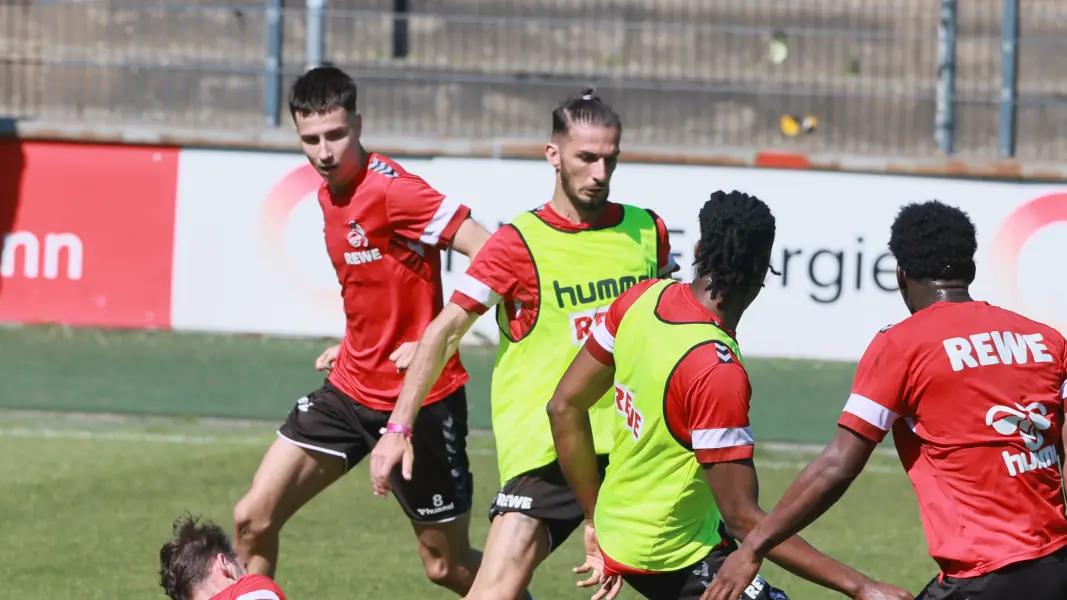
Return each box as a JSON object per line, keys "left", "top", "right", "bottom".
{"left": 276, "top": 431, "right": 348, "bottom": 463}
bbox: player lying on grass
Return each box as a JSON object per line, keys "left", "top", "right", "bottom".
{"left": 160, "top": 514, "right": 287, "bottom": 600}
{"left": 707, "top": 200, "right": 1067, "bottom": 600}
{"left": 548, "top": 190, "right": 912, "bottom": 600}
{"left": 370, "top": 89, "right": 679, "bottom": 600}
{"left": 232, "top": 65, "right": 491, "bottom": 596}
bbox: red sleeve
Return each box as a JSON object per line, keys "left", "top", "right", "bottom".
{"left": 585, "top": 278, "right": 661, "bottom": 366}
{"left": 450, "top": 225, "right": 527, "bottom": 315}
{"left": 838, "top": 330, "right": 910, "bottom": 443}
{"left": 1057, "top": 330, "right": 1067, "bottom": 407}
{"left": 232, "top": 575, "right": 287, "bottom": 600}
{"left": 647, "top": 209, "right": 679, "bottom": 277}
{"left": 664, "top": 343, "right": 754, "bottom": 464}
{"left": 385, "top": 174, "right": 471, "bottom": 249}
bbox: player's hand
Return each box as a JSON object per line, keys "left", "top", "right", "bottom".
{"left": 389, "top": 341, "right": 417, "bottom": 372}
{"left": 700, "top": 546, "right": 762, "bottom": 600}
{"left": 315, "top": 344, "right": 340, "bottom": 371}
{"left": 369, "top": 431, "right": 414, "bottom": 498}
{"left": 574, "top": 522, "right": 622, "bottom": 600}
{"left": 854, "top": 581, "right": 914, "bottom": 600}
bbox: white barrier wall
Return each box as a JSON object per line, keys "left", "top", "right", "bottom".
{"left": 171, "top": 150, "right": 1067, "bottom": 362}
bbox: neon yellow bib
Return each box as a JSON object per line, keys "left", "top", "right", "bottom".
{"left": 491, "top": 205, "right": 659, "bottom": 485}
{"left": 595, "top": 279, "right": 743, "bottom": 572}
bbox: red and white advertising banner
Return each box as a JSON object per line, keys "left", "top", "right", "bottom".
{"left": 0, "top": 140, "right": 179, "bottom": 328}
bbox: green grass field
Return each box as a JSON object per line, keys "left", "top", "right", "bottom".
{"left": 0, "top": 325, "right": 859, "bottom": 444}
{"left": 0, "top": 411, "right": 933, "bottom": 599}
{"left": 0, "top": 325, "right": 936, "bottom": 599}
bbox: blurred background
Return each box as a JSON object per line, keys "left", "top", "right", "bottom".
{"left": 3, "top": 0, "right": 1067, "bottom": 159}
{"left": 1, "top": 2, "right": 1065, "bottom": 599}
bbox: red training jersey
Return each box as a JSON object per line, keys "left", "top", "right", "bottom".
{"left": 585, "top": 279, "right": 754, "bottom": 577}
{"left": 450, "top": 203, "right": 678, "bottom": 343}
{"left": 321, "top": 152, "right": 470, "bottom": 411}
{"left": 838, "top": 301, "right": 1067, "bottom": 579}
{"left": 209, "top": 574, "right": 287, "bottom": 600}
{"left": 586, "top": 279, "right": 755, "bottom": 466}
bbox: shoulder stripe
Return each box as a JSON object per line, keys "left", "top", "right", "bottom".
{"left": 712, "top": 341, "right": 734, "bottom": 363}
{"left": 368, "top": 157, "right": 398, "bottom": 179}
{"left": 235, "top": 591, "right": 280, "bottom": 600}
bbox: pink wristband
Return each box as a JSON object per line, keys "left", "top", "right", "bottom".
{"left": 383, "top": 422, "right": 413, "bottom": 438}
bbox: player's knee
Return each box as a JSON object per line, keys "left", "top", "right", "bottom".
{"left": 233, "top": 494, "right": 278, "bottom": 542}
{"left": 422, "top": 557, "right": 451, "bottom": 585}
{"left": 422, "top": 556, "right": 460, "bottom": 587}
{"left": 421, "top": 554, "right": 474, "bottom": 592}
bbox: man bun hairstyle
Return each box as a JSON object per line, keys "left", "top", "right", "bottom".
{"left": 551, "top": 88, "right": 623, "bottom": 136}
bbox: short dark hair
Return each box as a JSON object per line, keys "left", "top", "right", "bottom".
{"left": 289, "top": 65, "right": 357, "bottom": 119}
{"left": 159, "top": 514, "right": 239, "bottom": 600}
{"left": 695, "top": 190, "right": 777, "bottom": 305}
{"left": 889, "top": 200, "right": 977, "bottom": 284}
{"left": 551, "top": 88, "right": 622, "bottom": 137}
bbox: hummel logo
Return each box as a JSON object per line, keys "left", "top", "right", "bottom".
{"left": 713, "top": 341, "right": 734, "bottom": 363}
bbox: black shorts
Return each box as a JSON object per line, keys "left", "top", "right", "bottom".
{"left": 916, "top": 545, "right": 1067, "bottom": 600}
{"left": 487, "top": 454, "right": 610, "bottom": 552}
{"left": 622, "top": 544, "right": 789, "bottom": 600}
{"left": 277, "top": 379, "right": 473, "bottom": 523}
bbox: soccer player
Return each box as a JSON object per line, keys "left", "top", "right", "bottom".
{"left": 369, "top": 90, "right": 679, "bottom": 599}
{"left": 707, "top": 200, "right": 1067, "bottom": 600}
{"left": 160, "top": 514, "right": 287, "bottom": 600}
{"left": 547, "top": 190, "right": 912, "bottom": 600}
{"left": 232, "top": 66, "right": 492, "bottom": 595}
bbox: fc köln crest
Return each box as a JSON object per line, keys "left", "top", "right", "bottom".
{"left": 347, "top": 221, "right": 369, "bottom": 248}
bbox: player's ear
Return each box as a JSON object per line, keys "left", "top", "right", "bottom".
{"left": 545, "top": 142, "right": 561, "bottom": 170}
{"left": 350, "top": 111, "right": 363, "bottom": 138}
{"left": 692, "top": 240, "right": 701, "bottom": 258}
{"left": 217, "top": 554, "right": 244, "bottom": 581}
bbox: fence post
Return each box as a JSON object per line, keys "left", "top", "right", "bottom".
{"left": 935, "top": 0, "right": 958, "bottom": 155}
{"left": 393, "top": 0, "right": 410, "bottom": 59}
{"left": 264, "top": 0, "right": 284, "bottom": 126}
{"left": 306, "top": 0, "right": 326, "bottom": 70}
{"left": 998, "top": 0, "right": 1020, "bottom": 158}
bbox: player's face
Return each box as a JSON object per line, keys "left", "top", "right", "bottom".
{"left": 547, "top": 124, "right": 620, "bottom": 211}
{"left": 295, "top": 107, "right": 363, "bottom": 185}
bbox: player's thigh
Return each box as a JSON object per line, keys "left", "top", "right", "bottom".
{"left": 242, "top": 384, "right": 370, "bottom": 524}
{"left": 488, "top": 456, "right": 609, "bottom": 553}
{"left": 240, "top": 437, "right": 345, "bottom": 525}
{"left": 467, "top": 512, "right": 550, "bottom": 599}
{"left": 389, "top": 387, "right": 475, "bottom": 523}
{"left": 410, "top": 511, "right": 474, "bottom": 569}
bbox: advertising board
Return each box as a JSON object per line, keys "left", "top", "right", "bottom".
{"left": 164, "top": 149, "right": 1067, "bottom": 361}
{"left": 0, "top": 140, "right": 179, "bottom": 328}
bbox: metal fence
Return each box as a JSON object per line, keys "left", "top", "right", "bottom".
{"left": 2, "top": 0, "right": 1066, "bottom": 161}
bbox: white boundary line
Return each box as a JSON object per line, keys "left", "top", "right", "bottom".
{"left": 0, "top": 427, "right": 903, "bottom": 473}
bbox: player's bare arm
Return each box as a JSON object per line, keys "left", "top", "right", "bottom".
{"left": 547, "top": 346, "right": 622, "bottom": 598}
{"left": 369, "top": 302, "right": 479, "bottom": 496}
{"left": 547, "top": 346, "right": 615, "bottom": 522}
{"left": 703, "top": 456, "right": 869, "bottom": 597}
{"left": 703, "top": 427, "right": 910, "bottom": 600}
{"left": 450, "top": 217, "right": 491, "bottom": 259}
